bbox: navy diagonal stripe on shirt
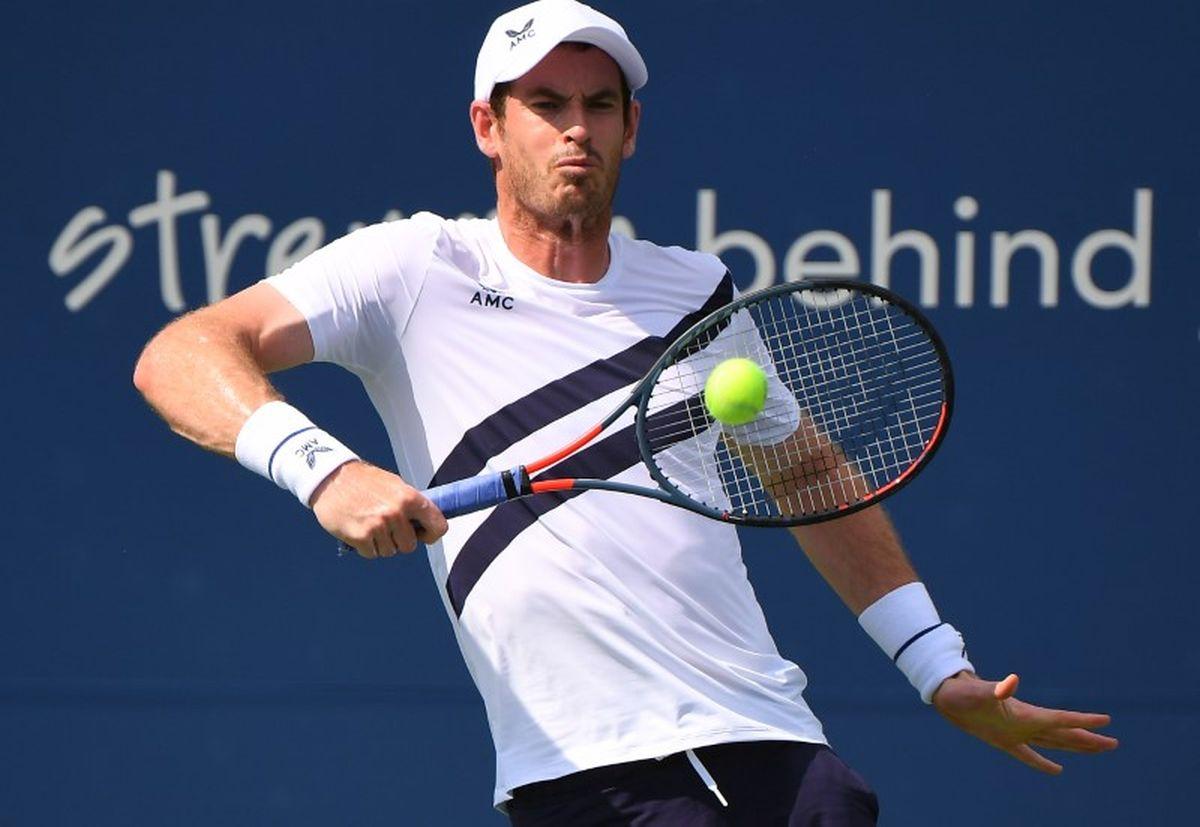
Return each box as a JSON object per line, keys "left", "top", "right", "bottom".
{"left": 429, "top": 272, "right": 733, "bottom": 487}
{"left": 446, "top": 392, "right": 708, "bottom": 616}
{"left": 446, "top": 421, "right": 639, "bottom": 615}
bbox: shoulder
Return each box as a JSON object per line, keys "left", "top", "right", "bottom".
{"left": 342, "top": 211, "right": 448, "bottom": 254}
{"left": 616, "top": 235, "right": 725, "bottom": 276}
{"left": 276, "top": 213, "right": 448, "bottom": 279}
{"left": 613, "top": 234, "right": 728, "bottom": 290}
{"left": 318, "top": 211, "right": 492, "bottom": 278}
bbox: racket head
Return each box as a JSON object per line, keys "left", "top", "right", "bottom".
{"left": 634, "top": 279, "right": 953, "bottom": 526}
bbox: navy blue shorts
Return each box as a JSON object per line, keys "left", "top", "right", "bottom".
{"left": 507, "top": 741, "right": 879, "bottom": 826}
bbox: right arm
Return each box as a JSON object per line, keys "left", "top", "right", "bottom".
{"left": 132, "top": 282, "right": 447, "bottom": 557}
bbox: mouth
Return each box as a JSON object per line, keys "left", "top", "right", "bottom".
{"left": 554, "top": 156, "right": 598, "bottom": 171}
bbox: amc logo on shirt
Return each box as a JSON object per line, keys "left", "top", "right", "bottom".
{"left": 469, "top": 286, "right": 516, "bottom": 311}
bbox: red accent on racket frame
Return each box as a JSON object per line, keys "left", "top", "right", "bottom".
{"left": 530, "top": 479, "right": 577, "bottom": 494}
{"left": 862, "top": 402, "right": 950, "bottom": 504}
{"left": 525, "top": 424, "right": 603, "bottom": 474}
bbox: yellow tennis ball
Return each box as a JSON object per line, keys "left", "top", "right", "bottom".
{"left": 704, "top": 358, "right": 768, "bottom": 425}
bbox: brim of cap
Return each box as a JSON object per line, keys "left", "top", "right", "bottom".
{"left": 489, "top": 24, "right": 648, "bottom": 96}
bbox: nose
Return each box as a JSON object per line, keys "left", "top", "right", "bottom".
{"left": 563, "top": 122, "right": 590, "bottom": 146}
{"left": 561, "top": 101, "right": 591, "bottom": 146}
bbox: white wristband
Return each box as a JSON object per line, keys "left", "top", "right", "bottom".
{"left": 858, "top": 582, "right": 974, "bottom": 703}
{"left": 234, "top": 401, "right": 359, "bottom": 507}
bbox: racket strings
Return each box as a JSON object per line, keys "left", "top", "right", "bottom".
{"left": 641, "top": 287, "right": 947, "bottom": 521}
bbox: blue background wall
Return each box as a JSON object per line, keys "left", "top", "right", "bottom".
{"left": 4, "top": 1, "right": 1196, "bottom": 824}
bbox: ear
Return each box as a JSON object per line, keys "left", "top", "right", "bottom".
{"left": 469, "top": 100, "right": 502, "bottom": 160}
{"left": 622, "top": 98, "right": 642, "bottom": 159}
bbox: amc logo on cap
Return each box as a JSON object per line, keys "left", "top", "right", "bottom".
{"left": 506, "top": 19, "right": 534, "bottom": 48}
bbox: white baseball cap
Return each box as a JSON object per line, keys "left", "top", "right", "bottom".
{"left": 473, "top": 0, "right": 648, "bottom": 102}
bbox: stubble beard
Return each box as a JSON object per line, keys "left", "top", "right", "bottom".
{"left": 502, "top": 150, "right": 621, "bottom": 235}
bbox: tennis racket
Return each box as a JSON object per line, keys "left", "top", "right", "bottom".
{"left": 340, "top": 278, "right": 952, "bottom": 552}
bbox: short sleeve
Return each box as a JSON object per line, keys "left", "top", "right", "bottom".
{"left": 265, "top": 214, "right": 444, "bottom": 375}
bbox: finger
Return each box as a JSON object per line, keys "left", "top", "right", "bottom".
{"left": 354, "top": 537, "right": 376, "bottom": 560}
{"left": 1030, "top": 729, "right": 1120, "bottom": 753}
{"left": 388, "top": 520, "right": 418, "bottom": 556}
{"left": 412, "top": 498, "right": 449, "bottom": 544}
{"left": 388, "top": 519, "right": 420, "bottom": 554}
{"left": 1043, "top": 711, "right": 1112, "bottom": 729}
{"left": 1011, "top": 701, "right": 1113, "bottom": 731}
{"left": 994, "top": 673, "right": 1020, "bottom": 700}
{"left": 1006, "top": 743, "right": 1063, "bottom": 775}
{"left": 375, "top": 526, "right": 399, "bottom": 558}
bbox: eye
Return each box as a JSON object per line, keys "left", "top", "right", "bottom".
{"left": 531, "top": 100, "right": 560, "bottom": 112}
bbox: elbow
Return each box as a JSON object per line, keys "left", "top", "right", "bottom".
{"left": 133, "top": 325, "right": 179, "bottom": 403}
{"left": 133, "top": 314, "right": 196, "bottom": 402}
{"left": 132, "top": 340, "right": 159, "bottom": 400}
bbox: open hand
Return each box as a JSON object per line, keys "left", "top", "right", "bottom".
{"left": 932, "top": 672, "right": 1118, "bottom": 774}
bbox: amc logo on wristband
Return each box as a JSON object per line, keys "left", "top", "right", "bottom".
{"left": 295, "top": 438, "right": 334, "bottom": 469}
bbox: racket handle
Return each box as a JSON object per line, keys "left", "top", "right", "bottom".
{"left": 422, "top": 466, "right": 529, "bottom": 518}
{"left": 337, "top": 466, "right": 530, "bottom": 556}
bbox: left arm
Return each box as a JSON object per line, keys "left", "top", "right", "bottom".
{"left": 790, "top": 507, "right": 1118, "bottom": 773}
{"left": 733, "top": 424, "right": 1119, "bottom": 773}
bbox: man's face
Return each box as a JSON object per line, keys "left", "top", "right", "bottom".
{"left": 487, "top": 44, "right": 640, "bottom": 226}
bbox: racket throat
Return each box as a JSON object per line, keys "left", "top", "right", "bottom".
{"left": 503, "top": 466, "right": 534, "bottom": 499}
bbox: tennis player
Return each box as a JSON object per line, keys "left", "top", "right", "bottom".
{"left": 133, "top": 1, "right": 1117, "bottom": 823}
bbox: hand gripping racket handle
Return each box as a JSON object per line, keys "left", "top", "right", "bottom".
{"left": 337, "top": 466, "right": 530, "bottom": 556}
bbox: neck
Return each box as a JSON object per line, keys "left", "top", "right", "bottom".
{"left": 495, "top": 194, "right": 612, "bottom": 284}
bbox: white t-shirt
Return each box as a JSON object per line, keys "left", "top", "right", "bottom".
{"left": 267, "top": 213, "right": 826, "bottom": 805}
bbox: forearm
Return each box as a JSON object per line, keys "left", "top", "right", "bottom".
{"left": 134, "top": 313, "right": 283, "bottom": 456}
{"left": 793, "top": 505, "right": 976, "bottom": 702}
{"left": 788, "top": 505, "right": 918, "bottom": 615}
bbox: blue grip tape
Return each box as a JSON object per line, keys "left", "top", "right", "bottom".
{"left": 423, "top": 472, "right": 511, "bottom": 519}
